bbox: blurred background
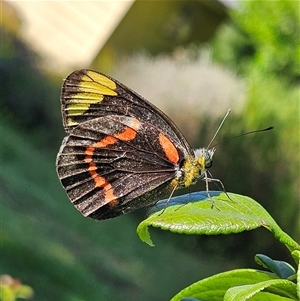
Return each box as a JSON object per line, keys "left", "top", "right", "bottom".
{"left": 1, "top": 0, "right": 299, "bottom": 300}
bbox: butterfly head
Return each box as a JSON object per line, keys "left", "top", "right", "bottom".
{"left": 195, "top": 147, "right": 216, "bottom": 170}
{"left": 179, "top": 148, "right": 215, "bottom": 188}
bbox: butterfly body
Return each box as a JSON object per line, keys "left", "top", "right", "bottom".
{"left": 56, "top": 70, "right": 214, "bottom": 219}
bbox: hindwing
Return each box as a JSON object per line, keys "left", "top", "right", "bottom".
{"left": 57, "top": 115, "right": 183, "bottom": 219}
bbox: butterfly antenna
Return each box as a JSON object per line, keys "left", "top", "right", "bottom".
{"left": 207, "top": 109, "right": 231, "bottom": 149}
{"left": 211, "top": 125, "right": 274, "bottom": 148}
{"left": 227, "top": 126, "right": 274, "bottom": 140}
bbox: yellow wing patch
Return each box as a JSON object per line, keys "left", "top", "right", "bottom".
{"left": 62, "top": 70, "right": 118, "bottom": 129}
{"left": 82, "top": 71, "right": 117, "bottom": 90}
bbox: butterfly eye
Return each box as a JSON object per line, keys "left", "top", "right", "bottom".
{"left": 205, "top": 159, "right": 213, "bottom": 169}
{"left": 204, "top": 149, "right": 215, "bottom": 169}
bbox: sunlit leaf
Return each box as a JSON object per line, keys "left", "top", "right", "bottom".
{"left": 170, "top": 268, "right": 278, "bottom": 301}
{"left": 225, "top": 278, "right": 297, "bottom": 301}
{"left": 137, "top": 191, "right": 300, "bottom": 250}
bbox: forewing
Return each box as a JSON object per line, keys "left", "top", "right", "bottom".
{"left": 61, "top": 69, "right": 193, "bottom": 158}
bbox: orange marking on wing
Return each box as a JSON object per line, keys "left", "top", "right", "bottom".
{"left": 85, "top": 147, "right": 95, "bottom": 163}
{"left": 93, "top": 136, "right": 118, "bottom": 148}
{"left": 107, "top": 195, "right": 119, "bottom": 207}
{"left": 102, "top": 181, "right": 117, "bottom": 203}
{"left": 114, "top": 118, "right": 141, "bottom": 141}
{"left": 83, "top": 124, "right": 134, "bottom": 207}
{"left": 86, "top": 161, "right": 117, "bottom": 203}
{"left": 85, "top": 136, "right": 117, "bottom": 164}
{"left": 159, "top": 133, "right": 179, "bottom": 164}
{"left": 88, "top": 162, "right": 104, "bottom": 186}
{"left": 115, "top": 126, "right": 137, "bottom": 141}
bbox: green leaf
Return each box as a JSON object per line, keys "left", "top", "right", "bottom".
{"left": 291, "top": 250, "right": 300, "bottom": 266}
{"left": 137, "top": 192, "right": 300, "bottom": 250}
{"left": 291, "top": 250, "right": 300, "bottom": 299}
{"left": 225, "top": 279, "right": 298, "bottom": 301}
{"left": 170, "top": 268, "right": 279, "bottom": 301}
{"left": 255, "top": 254, "right": 295, "bottom": 279}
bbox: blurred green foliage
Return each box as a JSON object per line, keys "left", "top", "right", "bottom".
{"left": 1, "top": 29, "right": 62, "bottom": 150}
{"left": 212, "top": 0, "right": 299, "bottom": 83}
{"left": 210, "top": 0, "right": 299, "bottom": 247}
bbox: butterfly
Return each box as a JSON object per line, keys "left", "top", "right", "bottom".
{"left": 56, "top": 69, "right": 216, "bottom": 220}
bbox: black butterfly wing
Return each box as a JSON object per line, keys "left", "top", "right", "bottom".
{"left": 56, "top": 115, "right": 182, "bottom": 219}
